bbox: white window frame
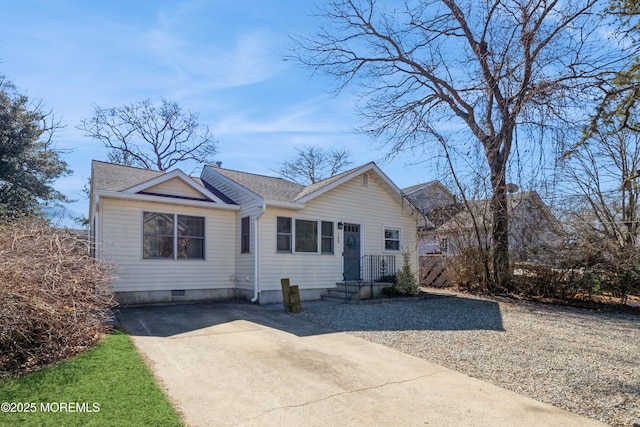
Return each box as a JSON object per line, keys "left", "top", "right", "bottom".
{"left": 277, "top": 217, "right": 335, "bottom": 254}
{"left": 241, "top": 216, "right": 251, "bottom": 254}
{"left": 142, "top": 212, "right": 206, "bottom": 260}
{"left": 383, "top": 225, "right": 401, "bottom": 252}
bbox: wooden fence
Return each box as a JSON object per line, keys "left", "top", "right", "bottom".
{"left": 419, "top": 255, "right": 450, "bottom": 288}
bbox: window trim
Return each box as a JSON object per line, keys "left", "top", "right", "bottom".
{"left": 241, "top": 216, "right": 251, "bottom": 254}
{"left": 383, "top": 226, "right": 401, "bottom": 252}
{"left": 440, "top": 237, "right": 448, "bottom": 254}
{"left": 176, "top": 214, "right": 205, "bottom": 259}
{"left": 321, "top": 221, "right": 334, "bottom": 254}
{"left": 294, "top": 218, "right": 319, "bottom": 253}
{"left": 277, "top": 217, "right": 335, "bottom": 254}
{"left": 143, "top": 211, "right": 206, "bottom": 260}
{"left": 276, "top": 216, "right": 292, "bottom": 253}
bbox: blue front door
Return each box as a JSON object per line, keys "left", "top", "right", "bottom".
{"left": 343, "top": 223, "right": 361, "bottom": 280}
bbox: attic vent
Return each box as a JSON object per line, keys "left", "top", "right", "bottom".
{"left": 362, "top": 173, "right": 369, "bottom": 186}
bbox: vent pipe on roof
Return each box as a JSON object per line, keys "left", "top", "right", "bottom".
{"left": 214, "top": 161, "right": 222, "bottom": 168}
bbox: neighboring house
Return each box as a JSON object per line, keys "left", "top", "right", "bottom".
{"left": 90, "top": 160, "right": 418, "bottom": 304}
{"left": 402, "top": 181, "right": 457, "bottom": 218}
{"left": 402, "top": 181, "right": 456, "bottom": 254}
{"left": 415, "top": 190, "right": 564, "bottom": 262}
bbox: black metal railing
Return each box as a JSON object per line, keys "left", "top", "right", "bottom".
{"left": 342, "top": 254, "right": 397, "bottom": 299}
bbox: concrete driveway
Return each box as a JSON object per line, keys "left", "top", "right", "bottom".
{"left": 117, "top": 301, "right": 604, "bottom": 427}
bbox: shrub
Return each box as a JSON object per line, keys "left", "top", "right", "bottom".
{"left": 0, "top": 219, "right": 116, "bottom": 377}
{"left": 446, "top": 247, "right": 492, "bottom": 293}
{"left": 395, "top": 249, "right": 419, "bottom": 296}
{"left": 376, "top": 274, "right": 397, "bottom": 284}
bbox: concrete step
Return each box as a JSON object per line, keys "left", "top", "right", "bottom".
{"left": 321, "top": 294, "right": 348, "bottom": 302}
{"left": 321, "top": 282, "right": 370, "bottom": 302}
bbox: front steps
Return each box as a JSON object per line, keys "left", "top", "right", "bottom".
{"left": 321, "top": 281, "right": 394, "bottom": 302}
{"left": 321, "top": 282, "right": 364, "bottom": 302}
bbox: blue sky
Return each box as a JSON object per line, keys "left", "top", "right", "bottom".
{"left": 0, "top": 0, "right": 433, "bottom": 226}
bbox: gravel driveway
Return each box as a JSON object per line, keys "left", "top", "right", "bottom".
{"left": 296, "top": 292, "right": 640, "bottom": 426}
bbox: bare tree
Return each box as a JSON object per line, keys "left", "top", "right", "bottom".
{"left": 274, "top": 146, "right": 352, "bottom": 184}
{"left": 564, "top": 126, "right": 640, "bottom": 250}
{"left": 291, "top": 0, "right": 614, "bottom": 290}
{"left": 79, "top": 98, "right": 216, "bottom": 171}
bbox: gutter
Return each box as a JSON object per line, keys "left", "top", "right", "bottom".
{"left": 95, "top": 190, "right": 241, "bottom": 211}
{"left": 251, "top": 202, "right": 267, "bottom": 303}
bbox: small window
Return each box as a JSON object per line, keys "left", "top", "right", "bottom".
{"left": 384, "top": 228, "right": 400, "bottom": 251}
{"left": 440, "top": 237, "right": 448, "bottom": 254}
{"left": 295, "top": 219, "right": 318, "bottom": 252}
{"left": 277, "top": 217, "right": 292, "bottom": 253}
{"left": 241, "top": 216, "right": 250, "bottom": 254}
{"left": 321, "top": 221, "right": 334, "bottom": 254}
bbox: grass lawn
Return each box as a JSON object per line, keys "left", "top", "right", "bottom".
{"left": 0, "top": 330, "right": 183, "bottom": 426}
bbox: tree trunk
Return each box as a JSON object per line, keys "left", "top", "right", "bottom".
{"left": 490, "top": 157, "right": 511, "bottom": 291}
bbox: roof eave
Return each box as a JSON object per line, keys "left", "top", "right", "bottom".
{"left": 94, "top": 190, "right": 241, "bottom": 211}
{"left": 201, "top": 165, "right": 264, "bottom": 203}
{"left": 122, "top": 169, "right": 227, "bottom": 204}
{"left": 265, "top": 200, "right": 305, "bottom": 210}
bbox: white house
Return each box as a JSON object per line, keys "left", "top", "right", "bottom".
{"left": 90, "top": 160, "right": 418, "bottom": 304}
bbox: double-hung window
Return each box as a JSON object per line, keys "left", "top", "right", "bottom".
{"left": 277, "top": 217, "right": 334, "bottom": 254}
{"left": 384, "top": 227, "right": 401, "bottom": 251}
{"left": 277, "top": 217, "right": 292, "bottom": 253}
{"left": 143, "top": 212, "right": 205, "bottom": 259}
{"left": 321, "top": 221, "right": 334, "bottom": 254}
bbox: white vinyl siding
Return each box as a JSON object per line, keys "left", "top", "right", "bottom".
{"left": 257, "top": 173, "right": 417, "bottom": 292}
{"left": 143, "top": 178, "right": 209, "bottom": 200}
{"left": 200, "top": 166, "right": 261, "bottom": 291}
{"left": 98, "top": 197, "right": 236, "bottom": 292}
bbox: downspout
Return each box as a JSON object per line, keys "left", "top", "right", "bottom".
{"left": 251, "top": 202, "right": 267, "bottom": 303}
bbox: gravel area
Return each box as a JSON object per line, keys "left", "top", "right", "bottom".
{"left": 296, "top": 292, "right": 640, "bottom": 426}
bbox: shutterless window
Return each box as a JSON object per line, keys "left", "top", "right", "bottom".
{"left": 440, "top": 237, "right": 448, "bottom": 254}
{"left": 295, "top": 219, "right": 318, "bottom": 252}
{"left": 321, "top": 221, "right": 334, "bottom": 254}
{"left": 277, "top": 217, "right": 292, "bottom": 253}
{"left": 143, "top": 212, "right": 174, "bottom": 258}
{"left": 241, "top": 216, "right": 250, "bottom": 254}
{"left": 143, "top": 212, "right": 204, "bottom": 259}
{"left": 384, "top": 228, "right": 401, "bottom": 251}
{"left": 177, "top": 215, "right": 204, "bottom": 259}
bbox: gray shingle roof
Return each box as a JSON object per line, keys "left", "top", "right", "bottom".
{"left": 92, "top": 160, "right": 164, "bottom": 192}
{"left": 402, "top": 181, "right": 438, "bottom": 195}
{"left": 212, "top": 168, "right": 304, "bottom": 202}
{"left": 212, "top": 162, "right": 376, "bottom": 202}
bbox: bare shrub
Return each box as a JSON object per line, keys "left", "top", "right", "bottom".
{"left": 445, "top": 247, "right": 492, "bottom": 294}
{"left": 0, "top": 219, "right": 116, "bottom": 377}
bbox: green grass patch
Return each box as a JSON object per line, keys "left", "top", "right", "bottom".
{"left": 0, "top": 331, "right": 183, "bottom": 426}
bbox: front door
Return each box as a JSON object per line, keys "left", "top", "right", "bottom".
{"left": 343, "top": 223, "right": 361, "bottom": 280}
